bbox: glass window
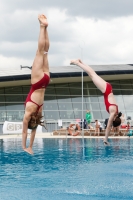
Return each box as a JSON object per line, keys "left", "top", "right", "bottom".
{"left": 0, "top": 103, "right": 5, "bottom": 110}
{"left": 44, "top": 102, "right": 58, "bottom": 111}
{"left": 69, "top": 82, "right": 86, "bottom": 102}
{"left": 0, "top": 111, "right": 7, "bottom": 121}
{"left": 123, "top": 95, "right": 133, "bottom": 110}
{"left": 5, "top": 95, "right": 23, "bottom": 102}
{"left": 44, "top": 111, "right": 60, "bottom": 120}
{"left": 55, "top": 84, "right": 71, "bottom": 102}
{"left": 22, "top": 86, "right": 30, "bottom": 94}
{"left": 45, "top": 86, "right": 57, "bottom": 101}
{"left": 85, "top": 96, "right": 91, "bottom": 103}
{"left": 71, "top": 97, "right": 85, "bottom": 103}
{"left": 5, "top": 103, "right": 24, "bottom": 111}
{"left": 86, "top": 82, "right": 97, "bottom": 89}
{"left": 131, "top": 79, "right": 133, "bottom": 85}
{"left": 120, "top": 80, "right": 133, "bottom": 89}
{"left": 92, "top": 111, "right": 102, "bottom": 120}
{"left": 99, "top": 102, "right": 106, "bottom": 110}
{"left": 91, "top": 103, "right": 101, "bottom": 110}
{"left": 0, "top": 88, "right": 5, "bottom": 110}
{"left": 72, "top": 102, "right": 87, "bottom": 111}
{"left": 115, "top": 95, "right": 125, "bottom": 111}
{"left": 59, "top": 110, "right": 74, "bottom": 119}
{"left": 126, "top": 112, "right": 133, "bottom": 120}
{"left": 0, "top": 79, "right": 132, "bottom": 122}
{"left": 69, "top": 83, "right": 82, "bottom": 96}
{"left": 101, "top": 111, "right": 110, "bottom": 120}
{"left": 120, "top": 80, "right": 133, "bottom": 95}
{"left": 113, "top": 89, "right": 121, "bottom": 95}
{"left": 58, "top": 102, "right": 73, "bottom": 110}
{"left": 23, "top": 86, "right": 30, "bottom": 101}
{"left": 89, "top": 89, "right": 99, "bottom": 102}
{"left": 84, "top": 100, "right": 91, "bottom": 110}
{"left": 121, "top": 90, "right": 133, "bottom": 95}
{"left": 110, "top": 80, "right": 120, "bottom": 89}
{"left": 0, "top": 88, "right": 4, "bottom": 94}
{"left": 73, "top": 110, "right": 86, "bottom": 119}
{"left": 97, "top": 90, "right": 103, "bottom": 102}
{"left": 6, "top": 111, "right": 24, "bottom": 121}
{"left": 5, "top": 87, "right": 23, "bottom": 94}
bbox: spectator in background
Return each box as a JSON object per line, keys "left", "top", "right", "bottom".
{"left": 85, "top": 110, "right": 92, "bottom": 129}
{"left": 104, "top": 118, "right": 109, "bottom": 129}
{"left": 80, "top": 119, "right": 88, "bottom": 129}
{"left": 95, "top": 120, "right": 102, "bottom": 136}
{"left": 126, "top": 121, "right": 130, "bottom": 131}
{"left": 120, "top": 114, "right": 125, "bottom": 126}
{"left": 112, "top": 125, "right": 120, "bottom": 136}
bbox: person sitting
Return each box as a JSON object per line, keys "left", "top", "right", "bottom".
{"left": 68, "top": 122, "right": 80, "bottom": 136}
{"left": 95, "top": 120, "right": 102, "bottom": 136}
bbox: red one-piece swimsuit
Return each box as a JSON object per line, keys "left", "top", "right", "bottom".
{"left": 103, "top": 82, "right": 118, "bottom": 113}
{"left": 25, "top": 73, "right": 50, "bottom": 113}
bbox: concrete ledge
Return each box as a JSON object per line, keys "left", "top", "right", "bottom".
{"left": 0, "top": 133, "right": 132, "bottom": 139}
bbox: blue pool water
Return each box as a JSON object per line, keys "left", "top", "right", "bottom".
{"left": 0, "top": 138, "right": 133, "bottom": 200}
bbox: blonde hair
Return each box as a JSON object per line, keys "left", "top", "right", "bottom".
{"left": 28, "top": 113, "right": 47, "bottom": 130}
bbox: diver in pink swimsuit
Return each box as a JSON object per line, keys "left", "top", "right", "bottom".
{"left": 22, "top": 14, "right": 50, "bottom": 154}
{"left": 70, "top": 59, "right": 122, "bottom": 146}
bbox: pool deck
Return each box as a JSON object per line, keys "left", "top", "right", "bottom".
{"left": 0, "top": 133, "right": 132, "bottom": 139}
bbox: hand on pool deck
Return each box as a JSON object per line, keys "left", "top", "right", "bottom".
{"left": 24, "top": 147, "right": 34, "bottom": 155}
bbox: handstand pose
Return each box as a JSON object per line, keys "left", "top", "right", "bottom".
{"left": 22, "top": 14, "right": 50, "bottom": 154}
{"left": 70, "top": 59, "right": 122, "bottom": 145}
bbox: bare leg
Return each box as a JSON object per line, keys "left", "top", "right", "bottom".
{"left": 31, "top": 15, "right": 48, "bottom": 84}
{"left": 24, "top": 129, "right": 36, "bottom": 155}
{"left": 22, "top": 131, "right": 27, "bottom": 150}
{"left": 70, "top": 59, "right": 107, "bottom": 93}
{"left": 98, "top": 128, "right": 100, "bottom": 136}
{"left": 42, "top": 27, "right": 50, "bottom": 75}
{"left": 70, "top": 60, "right": 114, "bottom": 145}
{"left": 95, "top": 128, "right": 96, "bottom": 136}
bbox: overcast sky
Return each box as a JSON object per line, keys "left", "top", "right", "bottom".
{"left": 0, "top": 0, "right": 133, "bottom": 70}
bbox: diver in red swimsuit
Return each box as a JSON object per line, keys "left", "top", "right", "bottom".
{"left": 70, "top": 59, "right": 122, "bottom": 146}
{"left": 103, "top": 82, "right": 118, "bottom": 114}
{"left": 22, "top": 14, "right": 50, "bottom": 154}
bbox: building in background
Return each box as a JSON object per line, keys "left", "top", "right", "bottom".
{"left": 0, "top": 64, "right": 133, "bottom": 127}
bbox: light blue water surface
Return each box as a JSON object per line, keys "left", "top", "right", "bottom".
{"left": 0, "top": 138, "right": 133, "bottom": 200}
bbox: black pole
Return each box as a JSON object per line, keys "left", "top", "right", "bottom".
{"left": 20, "top": 65, "right": 32, "bottom": 70}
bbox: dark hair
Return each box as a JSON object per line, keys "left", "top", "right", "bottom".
{"left": 28, "top": 113, "right": 47, "bottom": 130}
{"left": 113, "top": 112, "right": 122, "bottom": 127}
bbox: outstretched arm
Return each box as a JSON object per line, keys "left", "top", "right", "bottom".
{"left": 22, "top": 111, "right": 31, "bottom": 150}
{"left": 104, "top": 113, "right": 115, "bottom": 145}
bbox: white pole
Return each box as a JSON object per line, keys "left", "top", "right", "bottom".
{"left": 79, "top": 45, "right": 84, "bottom": 158}
{"left": 79, "top": 46, "right": 83, "bottom": 134}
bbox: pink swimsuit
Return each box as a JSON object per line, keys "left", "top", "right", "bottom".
{"left": 25, "top": 73, "right": 50, "bottom": 113}
{"left": 103, "top": 82, "right": 118, "bottom": 113}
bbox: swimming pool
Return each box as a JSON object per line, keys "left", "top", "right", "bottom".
{"left": 0, "top": 138, "right": 133, "bottom": 200}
